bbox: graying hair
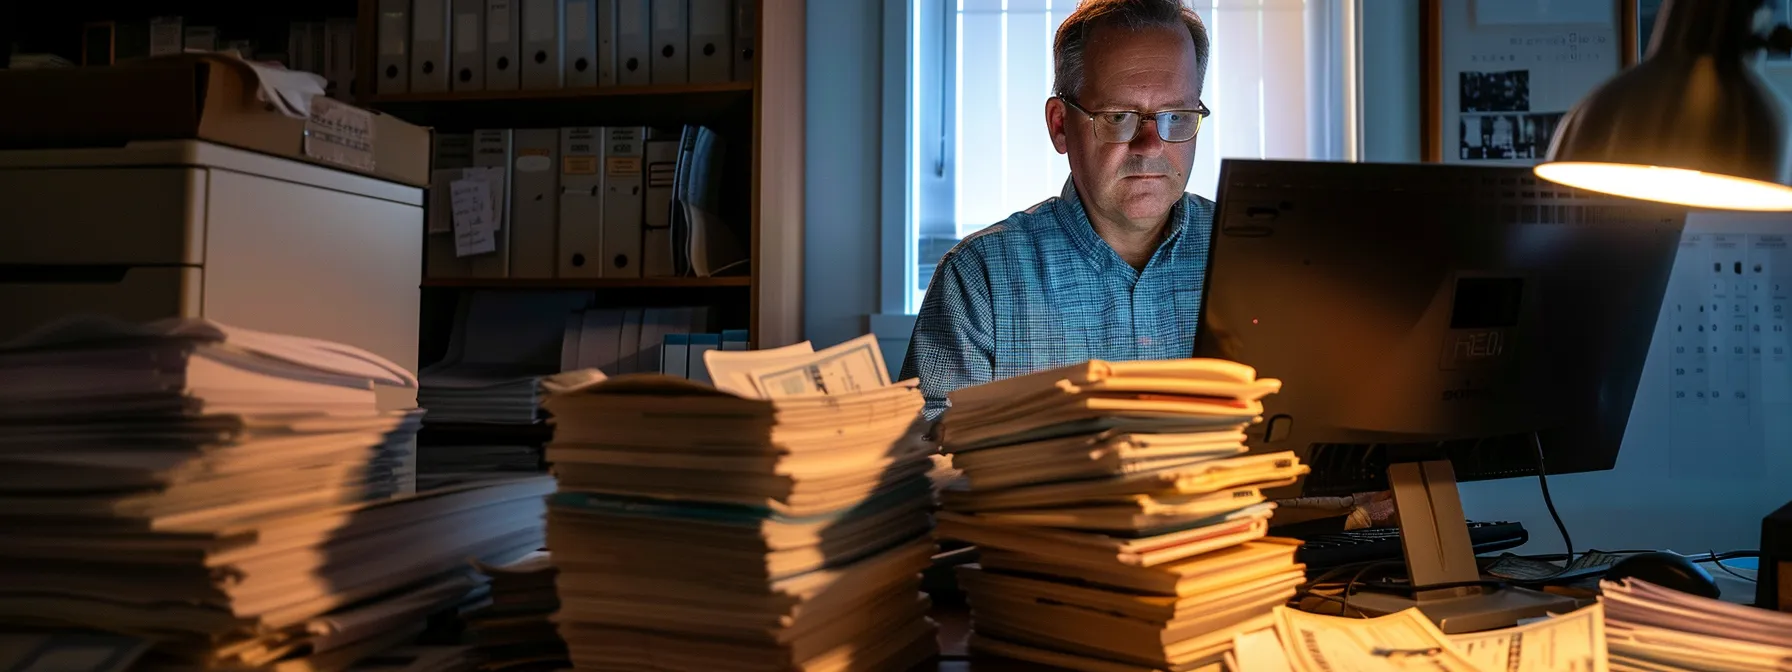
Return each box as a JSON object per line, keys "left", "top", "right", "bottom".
{"left": 1052, "top": 0, "right": 1211, "bottom": 101}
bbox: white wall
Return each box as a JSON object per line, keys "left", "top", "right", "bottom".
{"left": 803, "top": 0, "right": 887, "bottom": 355}
{"left": 1360, "top": 0, "right": 1422, "bottom": 162}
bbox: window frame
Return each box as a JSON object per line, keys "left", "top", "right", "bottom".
{"left": 878, "top": 0, "right": 915, "bottom": 324}
{"left": 876, "top": 0, "right": 950, "bottom": 338}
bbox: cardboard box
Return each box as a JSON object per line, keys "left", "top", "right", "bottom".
{"left": 0, "top": 54, "right": 430, "bottom": 187}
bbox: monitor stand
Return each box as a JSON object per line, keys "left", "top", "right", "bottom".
{"left": 1343, "top": 458, "right": 1577, "bottom": 634}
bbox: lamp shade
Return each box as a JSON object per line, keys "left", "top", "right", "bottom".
{"left": 1535, "top": 0, "right": 1792, "bottom": 211}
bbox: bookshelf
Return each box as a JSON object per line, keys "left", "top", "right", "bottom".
{"left": 352, "top": 0, "right": 804, "bottom": 354}
{"left": 363, "top": 82, "right": 755, "bottom": 129}
{"left": 420, "top": 276, "right": 752, "bottom": 290}
{"left": 370, "top": 80, "right": 751, "bottom": 101}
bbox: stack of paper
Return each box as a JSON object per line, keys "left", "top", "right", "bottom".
{"left": 540, "top": 334, "right": 941, "bottom": 671}
{"left": 417, "top": 365, "right": 546, "bottom": 425}
{"left": 1222, "top": 602, "right": 1609, "bottom": 671}
{"left": 933, "top": 358, "right": 1311, "bottom": 671}
{"left": 464, "top": 551, "right": 569, "bottom": 671}
{"left": 417, "top": 291, "right": 593, "bottom": 426}
{"left": 415, "top": 292, "right": 592, "bottom": 486}
{"left": 0, "top": 316, "right": 550, "bottom": 670}
{"left": 1602, "top": 577, "right": 1792, "bottom": 671}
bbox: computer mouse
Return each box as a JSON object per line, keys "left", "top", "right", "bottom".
{"left": 1604, "top": 552, "right": 1721, "bottom": 600}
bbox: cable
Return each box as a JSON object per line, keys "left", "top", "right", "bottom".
{"left": 1298, "top": 564, "right": 1368, "bottom": 593}
{"left": 1509, "top": 549, "right": 1655, "bottom": 562}
{"left": 1292, "top": 561, "right": 1381, "bottom": 616}
{"left": 1363, "top": 578, "right": 1508, "bottom": 593}
{"left": 1514, "top": 549, "right": 1758, "bottom": 563}
{"left": 1706, "top": 550, "right": 1759, "bottom": 583}
{"left": 1339, "top": 561, "right": 1395, "bottom": 618}
{"left": 1705, "top": 549, "right": 1762, "bottom": 561}
{"left": 1295, "top": 588, "right": 1359, "bottom": 615}
{"left": 1530, "top": 432, "right": 1574, "bottom": 566}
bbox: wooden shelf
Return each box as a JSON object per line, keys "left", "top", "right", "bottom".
{"left": 368, "top": 81, "right": 753, "bottom": 104}
{"left": 363, "top": 82, "right": 756, "bottom": 130}
{"left": 421, "top": 277, "right": 753, "bottom": 290}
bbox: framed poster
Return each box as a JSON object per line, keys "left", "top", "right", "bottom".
{"left": 1422, "top": 0, "right": 1639, "bottom": 164}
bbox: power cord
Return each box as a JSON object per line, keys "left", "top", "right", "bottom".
{"left": 1294, "top": 560, "right": 1396, "bottom": 618}
{"left": 1706, "top": 549, "right": 1760, "bottom": 583}
{"left": 1530, "top": 432, "right": 1574, "bottom": 566}
{"left": 1363, "top": 578, "right": 1509, "bottom": 592}
{"left": 1338, "top": 561, "right": 1394, "bottom": 618}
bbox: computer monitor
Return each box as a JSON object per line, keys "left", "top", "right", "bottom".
{"left": 1194, "top": 158, "right": 1688, "bottom": 631}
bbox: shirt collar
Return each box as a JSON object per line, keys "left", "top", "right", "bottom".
{"left": 1054, "top": 175, "right": 1190, "bottom": 269}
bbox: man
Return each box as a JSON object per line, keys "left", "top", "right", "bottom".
{"left": 901, "top": 0, "right": 1215, "bottom": 419}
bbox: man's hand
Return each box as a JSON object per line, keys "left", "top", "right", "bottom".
{"left": 1349, "top": 490, "right": 1398, "bottom": 529}
{"left": 1275, "top": 490, "right": 1399, "bottom": 530}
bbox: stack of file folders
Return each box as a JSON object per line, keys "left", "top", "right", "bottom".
{"left": 537, "top": 368, "right": 941, "bottom": 672}
{"left": 934, "top": 358, "right": 1311, "bottom": 672}
{"left": 465, "top": 551, "right": 569, "bottom": 671}
{"left": 414, "top": 291, "right": 577, "bottom": 426}
{"left": 0, "top": 316, "right": 552, "bottom": 670}
{"left": 414, "top": 365, "right": 551, "bottom": 490}
{"left": 1601, "top": 577, "right": 1792, "bottom": 671}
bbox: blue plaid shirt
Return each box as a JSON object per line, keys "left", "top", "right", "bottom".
{"left": 900, "top": 177, "right": 1217, "bottom": 419}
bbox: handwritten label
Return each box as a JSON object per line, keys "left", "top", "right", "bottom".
{"left": 304, "top": 97, "right": 375, "bottom": 172}
{"left": 564, "top": 155, "right": 598, "bottom": 174}
{"left": 606, "top": 156, "right": 642, "bottom": 175}
{"left": 451, "top": 179, "right": 497, "bottom": 257}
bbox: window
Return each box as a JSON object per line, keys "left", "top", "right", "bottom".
{"left": 881, "top": 0, "right": 1356, "bottom": 316}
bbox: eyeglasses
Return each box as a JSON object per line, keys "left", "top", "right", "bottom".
{"left": 1058, "top": 96, "right": 1211, "bottom": 144}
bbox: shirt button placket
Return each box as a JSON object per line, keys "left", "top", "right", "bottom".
{"left": 1131, "top": 270, "right": 1153, "bottom": 357}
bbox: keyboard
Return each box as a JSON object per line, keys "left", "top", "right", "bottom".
{"left": 1292, "top": 520, "right": 1529, "bottom": 572}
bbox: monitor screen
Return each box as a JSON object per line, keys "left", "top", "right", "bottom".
{"left": 1194, "top": 159, "right": 1688, "bottom": 496}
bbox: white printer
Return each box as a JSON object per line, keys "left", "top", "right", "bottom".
{"left": 0, "top": 140, "right": 425, "bottom": 412}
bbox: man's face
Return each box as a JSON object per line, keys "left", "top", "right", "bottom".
{"left": 1048, "top": 24, "right": 1203, "bottom": 230}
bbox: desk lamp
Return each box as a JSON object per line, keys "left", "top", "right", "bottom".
{"left": 1535, "top": 0, "right": 1792, "bottom": 211}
